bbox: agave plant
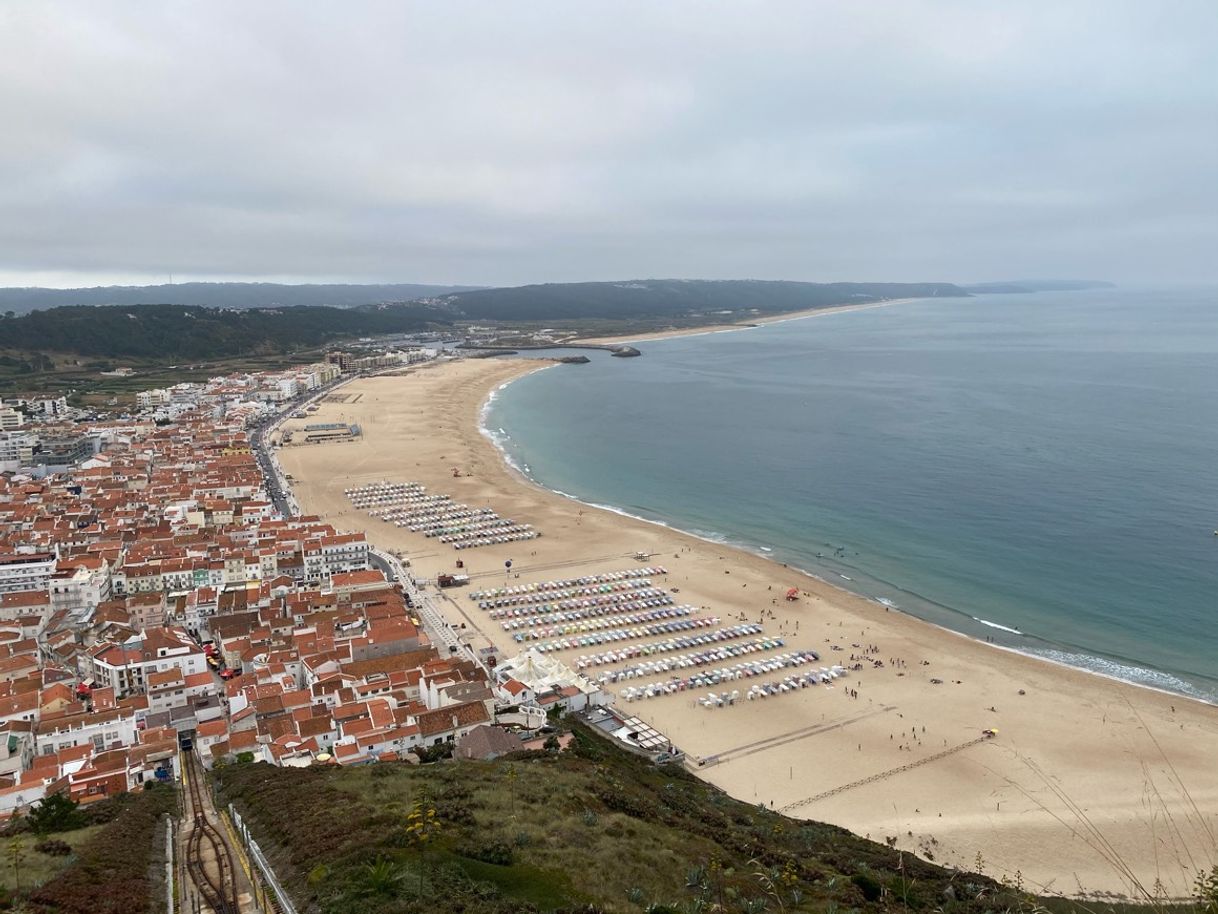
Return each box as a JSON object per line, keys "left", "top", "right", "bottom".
{"left": 357, "top": 858, "right": 408, "bottom": 898}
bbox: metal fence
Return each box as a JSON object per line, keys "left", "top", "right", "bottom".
{"left": 228, "top": 805, "right": 299, "bottom": 914}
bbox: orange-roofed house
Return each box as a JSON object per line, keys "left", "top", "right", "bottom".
{"left": 328, "top": 568, "right": 384, "bottom": 596}
{"left": 66, "top": 748, "right": 130, "bottom": 804}
{"left": 411, "top": 699, "right": 491, "bottom": 748}
{"left": 195, "top": 718, "right": 228, "bottom": 760}
{"left": 0, "top": 590, "right": 51, "bottom": 623}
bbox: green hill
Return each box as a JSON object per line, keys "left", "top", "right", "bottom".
{"left": 434, "top": 280, "right": 969, "bottom": 322}
{"left": 0, "top": 303, "right": 452, "bottom": 360}
{"left": 0, "top": 280, "right": 969, "bottom": 363}
{"left": 216, "top": 724, "right": 1038, "bottom": 914}
{"left": 0, "top": 282, "right": 478, "bottom": 314}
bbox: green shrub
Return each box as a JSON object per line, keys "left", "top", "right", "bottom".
{"left": 27, "top": 794, "right": 85, "bottom": 835}
{"left": 33, "top": 839, "right": 71, "bottom": 857}
{"left": 459, "top": 841, "right": 514, "bottom": 866}
{"left": 27, "top": 784, "right": 176, "bottom": 914}
{"left": 851, "top": 871, "right": 882, "bottom": 902}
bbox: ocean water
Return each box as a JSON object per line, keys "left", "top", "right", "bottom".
{"left": 484, "top": 288, "right": 1218, "bottom": 701}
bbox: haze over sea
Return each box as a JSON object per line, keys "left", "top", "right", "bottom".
{"left": 485, "top": 288, "right": 1218, "bottom": 701}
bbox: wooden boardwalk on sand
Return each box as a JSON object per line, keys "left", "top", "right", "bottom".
{"left": 780, "top": 735, "right": 993, "bottom": 813}
{"left": 698, "top": 705, "right": 898, "bottom": 768}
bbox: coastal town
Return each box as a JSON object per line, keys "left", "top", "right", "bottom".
{"left": 0, "top": 344, "right": 1214, "bottom": 905}
{"left": 0, "top": 348, "right": 634, "bottom": 828}
{"left": 4, "top": 4, "right": 1216, "bottom": 910}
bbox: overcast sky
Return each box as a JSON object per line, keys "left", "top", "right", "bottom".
{"left": 1, "top": 2, "right": 1215, "bottom": 288}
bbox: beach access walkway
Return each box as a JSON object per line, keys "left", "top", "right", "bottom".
{"left": 696, "top": 705, "right": 898, "bottom": 769}
{"left": 780, "top": 734, "right": 994, "bottom": 813}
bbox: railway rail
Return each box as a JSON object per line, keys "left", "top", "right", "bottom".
{"left": 183, "top": 751, "right": 241, "bottom": 914}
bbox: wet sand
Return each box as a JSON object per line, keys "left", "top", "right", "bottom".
{"left": 279, "top": 357, "right": 1218, "bottom": 899}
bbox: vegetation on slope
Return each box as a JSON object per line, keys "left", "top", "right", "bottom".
{"left": 433, "top": 280, "right": 970, "bottom": 322}
{"left": 0, "top": 303, "right": 452, "bottom": 360}
{"left": 0, "top": 279, "right": 969, "bottom": 363}
{"left": 0, "top": 282, "right": 478, "bottom": 314}
{"left": 217, "top": 724, "right": 1039, "bottom": 914}
{"left": 2, "top": 785, "right": 177, "bottom": 914}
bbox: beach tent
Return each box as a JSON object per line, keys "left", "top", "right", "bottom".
{"left": 785, "top": 588, "right": 800, "bottom": 601}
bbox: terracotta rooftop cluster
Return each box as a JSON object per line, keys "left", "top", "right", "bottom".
{"left": 0, "top": 361, "right": 502, "bottom": 818}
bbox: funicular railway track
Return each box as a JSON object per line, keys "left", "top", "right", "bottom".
{"left": 184, "top": 750, "right": 241, "bottom": 914}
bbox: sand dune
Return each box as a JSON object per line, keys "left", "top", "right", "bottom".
{"left": 278, "top": 356, "right": 1218, "bottom": 899}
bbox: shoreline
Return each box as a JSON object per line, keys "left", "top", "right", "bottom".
{"left": 279, "top": 357, "right": 1218, "bottom": 898}
{"left": 488, "top": 413, "right": 1218, "bottom": 708}
{"left": 482, "top": 344, "right": 1217, "bottom": 709}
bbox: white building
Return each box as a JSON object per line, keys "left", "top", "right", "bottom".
{"left": 169, "top": 383, "right": 203, "bottom": 406}
{"left": 0, "top": 726, "right": 34, "bottom": 779}
{"left": 36, "top": 707, "right": 139, "bottom": 756}
{"left": 84, "top": 628, "right": 207, "bottom": 698}
{"left": 146, "top": 668, "right": 188, "bottom": 716}
{"left": 30, "top": 396, "right": 69, "bottom": 419}
{"left": 0, "top": 432, "right": 38, "bottom": 468}
{"left": 136, "top": 388, "right": 171, "bottom": 409}
{"left": 0, "top": 552, "right": 56, "bottom": 596}
{"left": 494, "top": 648, "right": 608, "bottom": 713}
{"left": 303, "top": 533, "right": 369, "bottom": 582}
{"left": 48, "top": 559, "right": 112, "bottom": 622}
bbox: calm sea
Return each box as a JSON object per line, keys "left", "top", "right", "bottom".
{"left": 484, "top": 288, "right": 1218, "bottom": 701}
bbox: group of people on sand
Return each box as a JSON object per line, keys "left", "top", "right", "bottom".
{"left": 891, "top": 724, "right": 928, "bottom": 752}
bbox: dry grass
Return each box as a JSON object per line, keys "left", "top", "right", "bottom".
{"left": 3, "top": 824, "right": 105, "bottom": 890}
{"left": 1003, "top": 701, "right": 1216, "bottom": 909}
{"left": 218, "top": 724, "right": 1058, "bottom": 914}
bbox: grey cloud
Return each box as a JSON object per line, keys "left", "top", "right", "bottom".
{"left": 0, "top": 0, "right": 1215, "bottom": 287}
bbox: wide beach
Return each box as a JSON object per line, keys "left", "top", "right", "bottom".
{"left": 279, "top": 356, "right": 1218, "bottom": 899}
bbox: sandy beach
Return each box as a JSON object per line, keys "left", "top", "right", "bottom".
{"left": 279, "top": 356, "right": 1218, "bottom": 899}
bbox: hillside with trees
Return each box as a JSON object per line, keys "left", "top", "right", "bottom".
{"left": 433, "top": 279, "right": 968, "bottom": 322}
{"left": 0, "top": 280, "right": 973, "bottom": 362}
{"left": 0, "top": 303, "right": 451, "bottom": 360}
{"left": 0, "top": 282, "right": 478, "bottom": 314}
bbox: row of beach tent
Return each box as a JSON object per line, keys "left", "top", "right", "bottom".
{"left": 698, "top": 666, "right": 848, "bottom": 707}
{"left": 572, "top": 623, "right": 766, "bottom": 669}
{"left": 444, "top": 524, "right": 538, "bottom": 548}
{"left": 346, "top": 480, "right": 535, "bottom": 550}
{"left": 619, "top": 652, "right": 833, "bottom": 702}
{"left": 532, "top": 615, "right": 721, "bottom": 653}
{"left": 468, "top": 568, "right": 666, "bottom": 600}
{"left": 491, "top": 590, "right": 673, "bottom": 624}
{"left": 477, "top": 578, "right": 659, "bottom": 611}
{"left": 594, "top": 636, "right": 789, "bottom": 684}
{"left": 370, "top": 498, "right": 460, "bottom": 517}
{"left": 345, "top": 481, "right": 431, "bottom": 507}
{"left": 508, "top": 605, "right": 698, "bottom": 640}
